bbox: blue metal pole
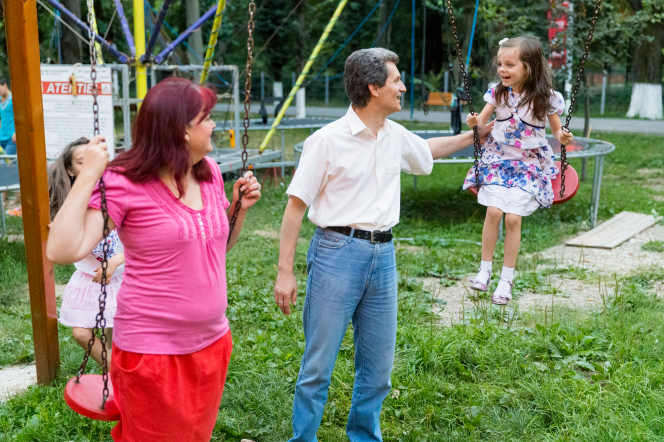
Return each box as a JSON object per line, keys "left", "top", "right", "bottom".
{"left": 153, "top": 5, "right": 217, "bottom": 65}
{"left": 113, "top": 0, "right": 136, "bottom": 57}
{"left": 466, "top": 0, "right": 480, "bottom": 67}
{"left": 46, "top": 0, "right": 130, "bottom": 64}
{"left": 56, "top": 10, "right": 63, "bottom": 64}
{"left": 142, "top": 0, "right": 173, "bottom": 64}
{"left": 410, "top": 0, "right": 415, "bottom": 120}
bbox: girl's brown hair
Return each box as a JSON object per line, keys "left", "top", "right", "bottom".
{"left": 48, "top": 137, "right": 89, "bottom": 220}
{"left": 494, "top": 35, "right": 555, "bottom": 122}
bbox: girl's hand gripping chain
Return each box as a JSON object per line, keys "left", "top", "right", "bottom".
{"left": 466, "top": 112, "right": 480, "bottom": 128}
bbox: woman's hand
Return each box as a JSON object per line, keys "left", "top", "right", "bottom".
{"left": 558, "top": 128, "right": 573, "bottom": 146}
{"left": 232, "top": 171, "right": 261, "bottom": 211}
{"left": 80, "top": 135, "right": 110, "bottom": 181}
{"left": 466, "top": 112, "right": 479, "bottom": 128}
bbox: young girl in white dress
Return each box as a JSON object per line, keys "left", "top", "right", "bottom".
{"left": 48, "top": 137, "right": 124, "bottom": 365}
{"left": 464, "top": 35, "right": 574, "bottom": 305}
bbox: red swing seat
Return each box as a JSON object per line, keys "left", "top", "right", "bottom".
{"left": 466, "top": 161, "right": 579, "bottom": 205}
{"left": 64, "top": 374, "right": 120, "bottom": 421}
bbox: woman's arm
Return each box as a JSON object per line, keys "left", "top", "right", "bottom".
{"left": 47, "top": 136, "right": 115, "bottom": 264}
{"left": 226, "top": 171, "right": 261, "bottom": 251}
{"left": 466, "top": 103, "right": 496, "bottom": 131}
{"left": 547, "top": 113, "right": 573, "bottom": 145}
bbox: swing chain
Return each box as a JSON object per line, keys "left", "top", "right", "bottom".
{"left": 559, "top": 0, "right": 602, "bottom": 198}
{"left": 444, "top": 0, "right": 481, "bottom": 189}
{"left": 75, "top": 11, "right": 110, "bottom": 409}
{"left": 227, "top": 0, "right": 255, "bottom": 244}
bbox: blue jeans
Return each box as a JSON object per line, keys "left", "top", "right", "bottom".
{"left": 0, "top": 138, "right": 16, "bottom": 156}
{"left": 290, "top": 227, "right": 398, "bottom": 442}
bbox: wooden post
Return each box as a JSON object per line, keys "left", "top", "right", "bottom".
{"left": 3, "top": 0, "right": 60, "bottom": 384}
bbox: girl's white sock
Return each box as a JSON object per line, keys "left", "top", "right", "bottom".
{"left": 501, "top": 266, "right": 514, "bottom": 281}
{"left": 495, "top": 266, "right": 515, "bottom": 298}
{"left": 475, "top": 261, "right": 492, "bottom": 284}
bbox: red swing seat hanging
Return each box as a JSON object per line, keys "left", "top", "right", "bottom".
{"left": 466, "top": 161, "right": 580, "bottom": 205}
{"left": 64, "top": 375, "right": 120, "bottom": 421}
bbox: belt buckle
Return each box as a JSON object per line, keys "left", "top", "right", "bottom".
{"left": 371, "top": 230, "right": 379, "bottom": 244}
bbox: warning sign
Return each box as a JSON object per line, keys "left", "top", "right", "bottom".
{"left": 40, "top": 65, "right": 115, "bottom": 159}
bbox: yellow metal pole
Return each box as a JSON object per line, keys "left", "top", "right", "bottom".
{"left": 134, "top": 0, "right": 148, "bottom": 100}
{"left": 86, "top": 0, "right": 105, "bottom": 64}
{"left": 200, "top": 0, "right": 227, "bottom": 85}
{"left": 259, "top": 0, "right": 349, "bottom": 151}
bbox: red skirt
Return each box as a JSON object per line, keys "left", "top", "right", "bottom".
{"left": 110, "top": 332, "right": 233, "bottom": 442}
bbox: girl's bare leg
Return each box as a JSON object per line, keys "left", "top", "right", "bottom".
{"left": 503, "top": 213, "right": 522, "bottom": 268}
{"left": 472, "top": 207, "right": 504, "bottom": 288}
{"left": 493, "top": 213, "right": 522, "bottom": 302}
{"left": 482, "top": 207, "right": 504, "bottom": 261}
{"left": 72, "top": 327, "right": 113, "bottom": 366}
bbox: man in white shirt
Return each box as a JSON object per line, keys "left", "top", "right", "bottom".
{"left": 274, "top": 48, "right": 492, "bottom": 442}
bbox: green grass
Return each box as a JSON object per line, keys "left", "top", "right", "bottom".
{"left": 642, "top": 241, "right": 664, "bottom": 253}
{"left": 0, "top": 131, "right": 663, "bottom": 441}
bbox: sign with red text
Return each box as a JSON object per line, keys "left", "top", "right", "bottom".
{"left": 40, "top": 65, "right": 115, "bottom": 159}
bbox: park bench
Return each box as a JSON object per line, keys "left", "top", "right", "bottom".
{"left": 424, "top": 91, "right": 454, "bottom": 107}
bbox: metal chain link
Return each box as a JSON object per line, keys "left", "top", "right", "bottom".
{"left": 75, "top": 12, "right": 110, "bottom": 409}
{"left": 559, "top": 0, "right": 602, "bottom": 197}
{"left": 227, "top": 0, "right": 255, "bottom": 244}
{"left": 445, "top": 0, "right": 481, "bottom": 188}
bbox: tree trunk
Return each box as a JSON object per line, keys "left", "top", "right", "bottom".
{"left": 61, "top": 0, "right": 82, "bottom": 64}
{"left": 376, "top": 1, "right": 388, "bottom": 48}
{"left": 626, "top": 16, "right": 663, "bottom": 119}
{"left": 296, "top": 1, "right": 308, "bottom": 73}
{"left": 185, "top": 0, "right": 204, "bottom": 60}
{"left": 451, "top": 12, "right": 474, "bottom": 90}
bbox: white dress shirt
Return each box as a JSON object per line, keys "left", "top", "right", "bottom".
{"left": 287, "top": 106, "right": 433, "bottom": 231}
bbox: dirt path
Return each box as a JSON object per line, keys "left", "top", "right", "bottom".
{"left": 424, "top": 224, "right": 664, "bottom": 326}
{"left": 0, "top": 364, "right": 36, "bottom": 402}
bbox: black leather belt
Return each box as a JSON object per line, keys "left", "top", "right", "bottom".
{"left": 327, "top": 226, "right": 393, "bottom": 244}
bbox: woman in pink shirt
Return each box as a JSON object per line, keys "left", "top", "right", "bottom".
{"left": 47, "top": 77, "right": 261, "bottom": 441}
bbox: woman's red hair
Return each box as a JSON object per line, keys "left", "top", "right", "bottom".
{"left": 109, "top": 77, "right": 217, "bottom": 197}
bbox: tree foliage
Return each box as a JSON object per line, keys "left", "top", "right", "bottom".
{"left": 0, "top": 0, "right": 661, "bottom": 90}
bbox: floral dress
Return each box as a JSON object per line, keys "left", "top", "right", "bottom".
{"left": 463, "top": 84, "right": 566, "bottom": 209}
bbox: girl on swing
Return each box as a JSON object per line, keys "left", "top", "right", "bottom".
{"left": 48, "top": 137, "right": 124, "bottom": 367}
{"left": 464, "top": 35, "right": 573, "bottom": 305}
{"left": 47, "top": 77, "right": 261, "bottom": 441}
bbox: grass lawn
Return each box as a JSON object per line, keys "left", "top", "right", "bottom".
{"left": 0, "top": 129, "right": 663, "bottom": 441}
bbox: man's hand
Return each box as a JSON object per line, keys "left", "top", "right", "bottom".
{"left": 274, "top": 271, "right": 298, "bottom": 315}
{"left": 478, "top": 120, "right": 494, "bottom": 144}
{"left": 11, "top": 133, "right": 16, "bottom": 143}
{"left": 273, "top": 196, "right": 308, "bottom": 316}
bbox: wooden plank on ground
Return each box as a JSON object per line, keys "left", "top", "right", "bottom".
{"left": 566, "top": 211, "right": 657, "bottom": 249}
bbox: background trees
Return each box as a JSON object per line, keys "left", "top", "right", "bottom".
{"left": 0, "top": 0, "right": 661, "bottom": 118}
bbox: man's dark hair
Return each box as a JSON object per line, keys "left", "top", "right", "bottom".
{"left": 0, "top": 74, "right": 7, "bottom": 86}
{"left": 344, "top": 48, "right": 399, "bottom": 108}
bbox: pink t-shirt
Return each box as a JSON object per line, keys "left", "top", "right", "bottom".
{"left": 89, "top": 157, "right": 231, "bottom": 355}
